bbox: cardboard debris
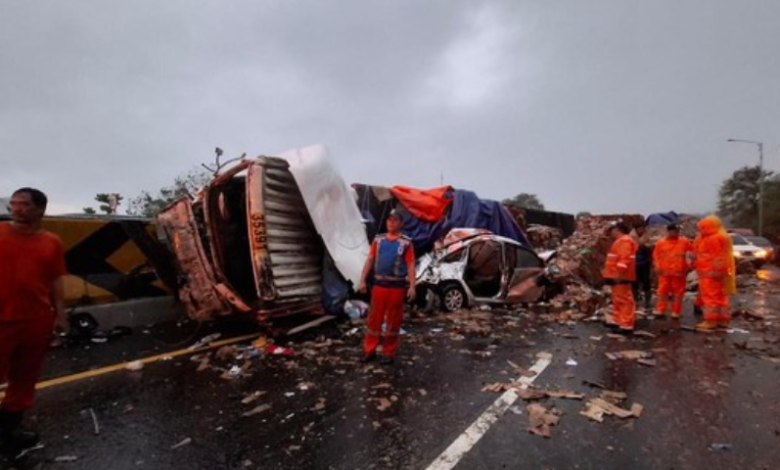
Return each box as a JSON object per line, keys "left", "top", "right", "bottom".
{"left": 551, "top": 215, "right": 643, "bottom": 287}
{"left": 527, "top": 225, "right": 563, "bottom": 251}
{"left": 605, "top": 350, "right": 653, "bottom": 361}
{"left": 600, "top": 391, "right": 627, "bottom": 403}
{"left": 242, "top": 404, "right": 272, "bottom": 417}
{"left": 507, "top": 360, "right": 537, "bottom": 378}
{"left": 312, "top": 397, "right": 327, "bottom": 411}
{"left": 527, "top": 403, "right": 560, "bottom": 438}
{"left": 377, "top": 398, "right": 393, "bottom": 411}
{"left": 581, "top": 397, "right": 643, "bottom": 422}
{"left": 582, "top": 380, "right": 607, "bottom": 390}
{"left": 216, "top": 345, "right": 239, "bottom": 361}
{"left": 196, "top": 356, "right": 211, "bottom": 372}
{"left": 241, "top": 391, "right": 266, "bottom": 405}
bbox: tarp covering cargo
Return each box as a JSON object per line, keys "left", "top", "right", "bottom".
{"left": 646, "top": 211, "right": 680, "bottom": 226}
{"left": 278, "top": 145, "right": 370, "bottom": 287}
{"left": 353, "top": 184, "right": 530, "bottom": 254}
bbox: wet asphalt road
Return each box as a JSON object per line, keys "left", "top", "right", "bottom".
{"left": 7, "top": 274, "right": 780, "bottom": 470}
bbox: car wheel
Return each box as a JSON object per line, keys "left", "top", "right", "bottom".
{"left": 440, "top": 284, "right": 467, "bottom": 312}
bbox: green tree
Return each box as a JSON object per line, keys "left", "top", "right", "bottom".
{"left": 576, "top": 211, "right": 592, "bottom": 219}
{"left": 503, "top": 193, "right": 545, "bottom": 211}
{"left": 127, "top": 168, "right": 212, "bottom": 218}
{"left": 83, "top": 207, "right": 96, "bottom": 215}
{"left": 717, "top": 166, "right": 775, "bottom": 235}
{"left": 760, "top": 174, "right": 780, "bottom": 240}
{"left": 94, "top": 193, "right": 123, "bottom": 214}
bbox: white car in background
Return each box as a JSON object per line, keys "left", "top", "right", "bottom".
{"left": 731, "top": 233, "right": 772, "bottom": 268}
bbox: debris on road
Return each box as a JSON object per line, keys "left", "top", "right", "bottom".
{"left": 605, "top": 350, "right": 654, "bottom": 361}
{"left": 376, "top": 398, "right": 393, "bottom": 411}
{"left": 170, "top": 438, "right": 192, "bottom": 450}
{"left": 527, "top": 403, "right": 561, "bottom": 438}
{"left": 88, "top": 408, "right": 100, "bottom": 435}
{"left": 267, "top": 345, "right": 294, "bottom": 356}
{"left": 482, "top": 384, "right": 585, "bottom": 401}
{"left": 710, "top": 443, "right": 734, "bottom": 452}
{"left": 242, "top": 405, "right": 271, "bottom": 417}
{"left": 581, "top": 396, "right": 643, "bottom": 423}
{"left": 125, "top": 360, "right": 144, "bottom": 372}
{"left": 188, "top": 333, "right": 222, "bottom": 351}
{"left": 241, "top": 391, "right": 267, "bottom": 405}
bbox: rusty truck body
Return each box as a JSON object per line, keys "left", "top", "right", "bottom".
{"left": 157, "top": 157, "right": 325, "bottom": 323}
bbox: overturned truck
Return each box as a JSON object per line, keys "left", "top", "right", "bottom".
{"left": 157, "top": 157, "right": 326, "bottom": 323}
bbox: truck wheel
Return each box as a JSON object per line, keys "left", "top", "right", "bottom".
{"left": 440, "top": 284, "right": 467, "bottom": 312}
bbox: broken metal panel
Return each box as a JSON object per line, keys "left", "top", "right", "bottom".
{"left": 156, "top": 199, "right": 232, "bottom": 320}
{"left": 247, "top": 161, "right": 277, "bottom": 302}
{"left": 247, "top": 157, "right": 323, "bottom": 306}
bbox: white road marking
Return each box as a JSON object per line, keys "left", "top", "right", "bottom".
{"left": 424, "top": 353, "right": 553, "bottom": 470}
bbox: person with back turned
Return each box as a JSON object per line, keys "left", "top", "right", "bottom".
{"left": 603, "top": 222, "right": 639, "bottom": 334}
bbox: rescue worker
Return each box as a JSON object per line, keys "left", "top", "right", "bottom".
{"left": 692, "top": 215, "right": 736, "bottom": 330}
{"left": 603, "top": 222, "right": 639, "bottom": 333}
{"left": 653, "top": 224, "right": 692, "bottom": 319}
{"left": 358, "top": 209, "right": 416, "bottom": 365}
{"left": 0, "top": 188, "right": 67, "bottom": 456}
{"left": 632, "top": 222, "right": 653, "bottom": 310}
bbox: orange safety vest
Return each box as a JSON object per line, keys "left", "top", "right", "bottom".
{"left": 693, "top": 233, "right": 731, "bottom": 278}
{"left": 603, "top": 234, "right": 638, "bottom": 282}
{"left": 653, "top": 237, "right": 692, "bottom": 277}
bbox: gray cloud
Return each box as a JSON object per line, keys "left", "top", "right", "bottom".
{"left": 1, "top": 0, "right": 779, "bottom": 216}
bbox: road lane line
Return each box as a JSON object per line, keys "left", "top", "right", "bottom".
{"left": 424, "top": 353, "right": 553, "bottom": 470}
{"left": 0, "top": 333, "right": 262, "bottom": 399}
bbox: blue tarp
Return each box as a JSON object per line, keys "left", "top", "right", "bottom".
{"left": 398, "top": 190, "right": 530, "bottom": 253}
{"left": 646, "top": 211, "right": 680, "bottom": 226}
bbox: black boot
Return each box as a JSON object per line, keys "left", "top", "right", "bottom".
{"left": 0, "top": 410, "right": 39, "bottom": 450}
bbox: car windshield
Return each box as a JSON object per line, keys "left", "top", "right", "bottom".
{"left": 730, "top": 234, "right": 748, "bottom": 245}
{"left": 746, "top": 236, "right": 773, "bottom": 247}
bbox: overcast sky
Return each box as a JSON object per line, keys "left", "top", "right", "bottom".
{"left": 1, "top": 0, "right": 778, "bottom": 216}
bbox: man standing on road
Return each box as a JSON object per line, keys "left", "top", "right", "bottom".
{"left": 653, "top": 224, "right": 692, "bottom": 319}
{"left": 632, "top": 222, "right": 653, "bottom": 310}
{"left": 693, "top": 216, "right": 735, "bottom": 330}
{"left": 603, "top": 222, "right": 639, "bottom": 333}
{"left": 358, "top": 209, "right": 416, "bottom": 365}
{"left": 0, "top": 188, "right": 67, "bottom": 455}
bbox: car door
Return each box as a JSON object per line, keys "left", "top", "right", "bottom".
{"left": 504, "top": 244, "right": 546, "bottom": 303}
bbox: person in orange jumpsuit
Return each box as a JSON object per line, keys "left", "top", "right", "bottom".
{"left": 603, "top": 222, "right": 639, "bottom": 333}
{"left": 692, "top": 216, "right": 736, "bottom": 330}
{"left": 358, "top": 209, "right": 416, "bottom": 365}
{"left": 0, "top": 188, "right": 67, "bottom": 456}
{"left": 653, "top": 223, "right": 693, "bottom": 319}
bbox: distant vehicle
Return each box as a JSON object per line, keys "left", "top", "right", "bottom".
{"left": 728, "top": 228, "right": 755, "bottom": 237}
{"left": 731, "top": 233, "right": 771, "bottom": 268}
{"left": 745, "top": 236, "right": 776, "bottom": 264}
{"left": 415, "top": 229, "right": 560, "bottom": 312}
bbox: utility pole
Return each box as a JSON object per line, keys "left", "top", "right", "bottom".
{"left": 727, "top": 138, "right": 764, "bottom": 235}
